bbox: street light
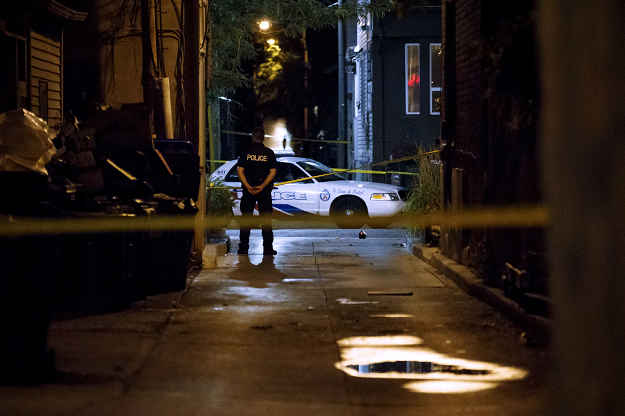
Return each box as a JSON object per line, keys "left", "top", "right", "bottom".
{"left": 259, "top": 20, "right": 270, "bottom": 31}
{"left": 267, "top": 38, "right": 276, "bottom": 45}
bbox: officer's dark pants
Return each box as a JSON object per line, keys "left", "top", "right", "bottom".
{"left": 239, "top": 190, "right": 273, "bottom": 251}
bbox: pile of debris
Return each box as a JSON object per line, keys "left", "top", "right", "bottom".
{"left": 0, "top": 106, "right": 200, "bottom": 383}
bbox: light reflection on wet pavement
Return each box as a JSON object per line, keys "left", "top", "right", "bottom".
{"left": 210, "top": 230, "right": 541, "bottom": 402}
{"left": 334, "top": 335, "right": 527, "bottom": 394}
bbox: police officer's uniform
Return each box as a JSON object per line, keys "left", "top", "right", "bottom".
{"left": 237, "top": 141, "right": 277, "bottom": 254}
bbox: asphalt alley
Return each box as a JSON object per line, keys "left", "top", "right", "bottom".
{"left": 0, "top": 228, "right": 548, "bottom": 416}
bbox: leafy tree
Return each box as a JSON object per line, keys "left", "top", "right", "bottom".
{"left": 209, "top": 0, "right": 393, "bottom": 98}
{"left": 255, "top": 43, "right": 300, "bottom": 106}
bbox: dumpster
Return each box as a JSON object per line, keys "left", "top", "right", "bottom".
{"left": 54, "top": 197, "right": 194, "bottom": 303}
{"left": 53, "top": 201, "right": 153, "bottom": 314}
{"left": 145, "top": 196, "right": 196, "bottom": 295}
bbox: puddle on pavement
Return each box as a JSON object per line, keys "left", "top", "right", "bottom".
{"left": 336, "top": 298, "right": 379, "bottom": 305}
{"left": 283, "top": 278, "right": 317, "bottom": 283}
{"left": 335, "top": 335, "right": 527, "bottom": 394}
{"left": 370, "top": 314, "right": 414, "bottom": 318}
{"left": 347, "top": 361, "right": 490, "bottom": 375}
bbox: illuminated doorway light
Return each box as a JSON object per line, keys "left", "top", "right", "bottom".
{"left": 263, "top": 119, "right": 292, "bottom": 152}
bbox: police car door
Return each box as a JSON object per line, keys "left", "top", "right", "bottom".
{"left": 221, "top": 162, "right": 244, "bottom": 215}
{"left": 272, "top": 161, "right": 319, "bottom": 215}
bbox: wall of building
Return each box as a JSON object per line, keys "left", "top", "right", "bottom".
{"left": 441, "top": 0, "right": 545, "bottom": 291}
{"left": 64, "top": 0, "right": 184, "bottom": 137}
{"left": 353, "top": 13, "right": 373, "bottom": 181}
{"left": 372, "top": 10, "right": 441, "bottom": 165}
{"left": 30, "top": 30, "right": 62, "bottom": 126}
{"left": 451, "top": 0, "right": 482, "bottom": 207}
{"left": 352, "top": 6, "right": 441, "bottom": 183}
{"left": 0, "top": 7, "right": 66, "bottom": 128}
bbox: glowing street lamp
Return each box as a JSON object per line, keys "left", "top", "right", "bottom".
{"left": 267, "top": 38, "right": 276, "bottom": 45}
{"left": 259, "top": 20, "right": 270, "bottom": 31}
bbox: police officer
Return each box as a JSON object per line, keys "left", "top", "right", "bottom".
{"left": 237, "top": 127, "right": 278, "bottom": 255}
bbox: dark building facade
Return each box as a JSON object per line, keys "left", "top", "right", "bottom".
{"left": 350, "top": 2, "right": 441, "bottom": 183}
{"left": 371, "top": 6, "right": 442, "bottom": 164}
{"left": 0, "top": 1, "right": 86, "bottom": 128}
{"left": 440, "top": 0, "right": 546, "bottom": 306}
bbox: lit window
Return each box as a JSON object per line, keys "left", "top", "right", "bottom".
{"left": 430, "top": 44, "right": 442, "bottom": 115}
{"left": 406, "top": 44, "right": 420, "bottom": 114}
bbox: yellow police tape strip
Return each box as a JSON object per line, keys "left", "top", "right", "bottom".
{"left": 275, "top": 149, "right": 440, "bottom": 185}
{"left": 206, "top": 161, "right": 416, "bottom": 176}
{"left": 222, "top": 130, "right": 350, "bottom": 144}
{"left": 331, "top": 168, "right": 417, "bottom": 176}
{"left": 0, "top": 205, "right": 549, "bottom": 237}
{"left": 210, "top": 149, "right": 438, "bottom": 188}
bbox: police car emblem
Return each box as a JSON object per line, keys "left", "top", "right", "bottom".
{"left": 320, "top": 189, "right": 331, "bottom": 201}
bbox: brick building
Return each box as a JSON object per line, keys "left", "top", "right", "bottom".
{"left": 440, "top": 0, "right": 547, "bottom": 307}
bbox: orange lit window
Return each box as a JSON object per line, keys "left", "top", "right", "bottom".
{"left": 406, "top": 44, "right": 420, "bottom": 114}
{"left": 430, "top": 44, "right": 442, "bottom": 115}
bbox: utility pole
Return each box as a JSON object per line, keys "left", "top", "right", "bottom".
{"left": 337, "top": 0, "right": 346, "bottom": 169}
{"left": 184, "top": 0, "right": 207, "bottom": 264}
{"left": 303, "top": 29, "right": 309, "bottom": 142}
{"left": 205, "top": 1, "right": 215, "bottom": 175}
{"left": 196, "top": 0, "right": 208, "bottom": 263}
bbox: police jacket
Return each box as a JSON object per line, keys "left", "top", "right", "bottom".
{"left": 238, "top": 142, "right": 277, "bottom": 190}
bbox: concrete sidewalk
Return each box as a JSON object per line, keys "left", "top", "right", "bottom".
{"left": 0, "top": 233, "right": 548, "bottom": 416}
{"left": 411, "top": 244, "right": 551, "bottom": 346}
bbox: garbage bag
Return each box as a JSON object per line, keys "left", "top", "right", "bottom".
{"left": 0, "top": 109, "right": 56, "bottom": 175}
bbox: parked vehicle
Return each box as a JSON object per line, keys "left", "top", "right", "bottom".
{"left": 210, "top": 157, "right": 408, "bottom": 228}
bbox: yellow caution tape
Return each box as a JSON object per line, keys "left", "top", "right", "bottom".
{"left": 0, "top": 205, "right": 549, "bottom": 237}
{"left": 331, "top": 168, "right": 417, "bottom": 176}
{"left": 207, "top": 162, "right": 416, "bottom": 176}
{"left": 276, "top": 150, "right": 439, "bottom": 185}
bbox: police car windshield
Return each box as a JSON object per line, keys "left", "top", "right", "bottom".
{"left": 296, "top": 160, "right": 345, "bottom": 182}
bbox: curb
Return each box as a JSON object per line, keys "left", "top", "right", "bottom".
{"left": 202, "top": 237, "right": 230, "bottom": 269}
{"left": 412, "top": 244, "right": 551, "bottom": 346}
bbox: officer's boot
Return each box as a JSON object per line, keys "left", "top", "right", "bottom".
{"left": 263, "top": 245, "right": 277, "bottom": 256}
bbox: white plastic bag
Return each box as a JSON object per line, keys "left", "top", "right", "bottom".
{"left": 0, "top": 109, "right": 57, "bottom": 175}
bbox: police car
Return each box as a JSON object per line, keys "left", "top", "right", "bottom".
{"left": 209, "top": 156, "right": 409, "bottom": 228}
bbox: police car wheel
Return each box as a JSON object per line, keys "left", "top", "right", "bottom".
{"left": 331, "top": 196, "right": 367, "bottom": 229}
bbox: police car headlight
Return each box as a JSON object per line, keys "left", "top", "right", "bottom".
{"left": 370, "top": 193, "right": 399, "bottom": 201}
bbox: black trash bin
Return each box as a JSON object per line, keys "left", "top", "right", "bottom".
{"left": 0, "top": 234, "right": 58, "bottom": 383}
{"left": 54, "top": 203, "right": 152, "bottom": 313}
{"left": 145, "top": 196, "right": 196, "bottom": 295}
{"left": 0, "top": 172, "right": 73, "bottom": 383}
